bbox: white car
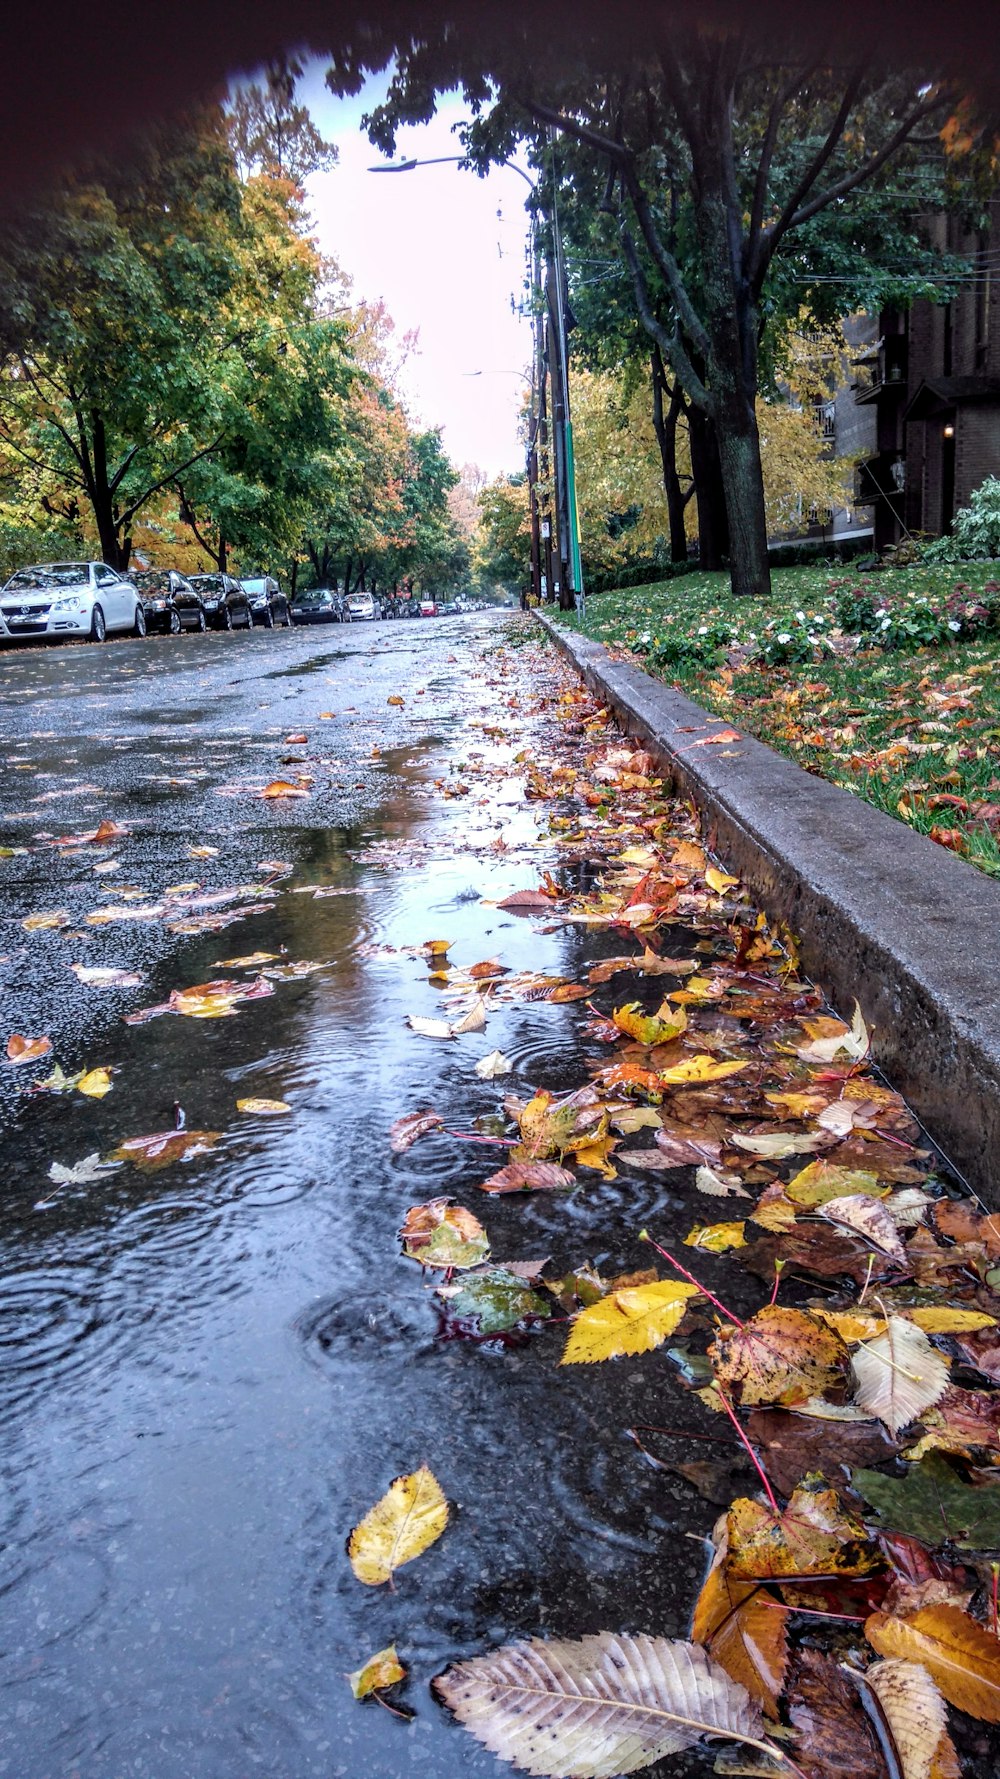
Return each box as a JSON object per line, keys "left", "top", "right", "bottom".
{"left": 0, "top": 562, "right": 146, "bottom": 643}
{"left": 346, "top": 591, "right": 378, "bottom": 621}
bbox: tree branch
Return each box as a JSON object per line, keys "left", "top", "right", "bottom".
{"left": 781, "top": 88, "right": 953, "bottom": 234}
{"left": 619, "top": 225, "right": 714, "bottom": 413}
{"left": 751, "top": 68, "right": 865, "bottom": 287}
{"left": 746, "top": 60, "right": 824, "bottom": 275}
{"left": 119, "top": 438, "right": 224, "bottom": 529}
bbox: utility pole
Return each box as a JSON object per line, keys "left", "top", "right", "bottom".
{"left": 546, "top": 131, "right": 584, "bottom": 614}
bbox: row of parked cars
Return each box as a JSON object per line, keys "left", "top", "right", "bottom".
{"left": 0, "top": 563, "right": 461, "bottom": 646}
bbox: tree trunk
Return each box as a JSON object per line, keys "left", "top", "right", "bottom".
{"left": 89, "top": 412, "right": 124, "bottom": 568}
{"left": 687, "top": 403, "right": 729, "bottom": 571}
{"left": 714, "top": 377, "right": 770, "bottom": 596}
{"left": 218, "top": 535, "right": 228, "bottom": 574}
{"left": 650, "top": 345, "right": 690, "bottom": 564}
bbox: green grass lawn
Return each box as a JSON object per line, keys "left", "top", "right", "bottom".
{"left": 560, "top": 561, "right": 1000, "bottom": 875}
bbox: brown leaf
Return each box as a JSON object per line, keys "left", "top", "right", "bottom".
{"left": 744, "top": 1409, "right": 899, "bottom": 1499}
{"left": 865, "top": 1603, "right": 1000, "bottom": 1721}
{"left": 727, "top": 1483, "right": 882, "bottom": 1581}
{"left": 787, "top": 1649, "right": 887, "bottom": 1779}
{"left": 933, "top": 1199, "right": 1000, "bottom": 1258}
{"left": 478, "top": 1160, "right": 574, "bottom": 1194}
{"left": 692, "top": 1545, "right": 787, "bottom": 1716}
{"left": 399, "top": 1198, "right": 490, "bottom": 1270}
{"left": 496, "top": 889, "right": 554, "bottom": 911}
{"left": 819, "top": 1193, "right": 907, "bottom": 1263}
{"left": 710, "top": 1307, "right": 848, "bottom": 1408}
{"left": 956, "top": 1329, "right": 1000, "bottom": 1383}
{"left": 112, "top": 1129, "right": 220, "bottom": 1170}
{"left": 6, "top": 1033, "right": 52, "bottom": 1065}
{"left": 389, "top": 1108, "right": 443, "bottom": 1153}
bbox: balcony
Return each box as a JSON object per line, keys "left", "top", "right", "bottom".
{"left": 852, "top": 341, "right": 908, "bottom": 405}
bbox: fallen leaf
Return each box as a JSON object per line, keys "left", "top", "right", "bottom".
{"left": 76, "top": 1066, "right": 114, "bottom": 1098}
{"left": 112, "top": 1129, "right": 220, "bottom": 1170}
{"left": 22, "top": 910, "right": 70, "bottom": 931}
{"left": 389, "top": 1108, "right": 443, "bottom": 1152}
{"left": 437, "top": 1267, "right": 551, "bottom": 1334}
{"left": 386, "top": 695, "right": 405, "bottom": 707}
{"left": 933, "top": 1199, "right": 1000, "bottom": 1258}
{"left": 475, "top": 1049, "right": 512, "bottom": 1079}
{"left": 45, "top": 1153, "right": 121, "bottom": 1187}
{"left": 237, "top": 1097, "right": 291, "bottom": 1115}
{"left": 785, "top": 1160, "right": 881, "bottom": 1207}
{"left": 731, "top": 1131, "right": 828, "bottom": 1159}
{"left": 851, "top": 1316, "right": 950, "bottom": 1434}
{"left": 348, "top": 1644, "right": 407, "bottom": 1700}
{"left": 745, "top": 1408, "right": 898, "bottom": 1498}
{"left": 865, "top": 1659, "right": 949, "bottom": 1779}
{"left": 479, "top": 1161, "right": 574, "bottom": 1194}
{"left": 260, "top": 780, "right": 309, "bottom": 799}
{"left": 795, "top": 1002, "right": 870, "bottom": 1063}
{"left": 819, "top": 1193, "right": 907, "bottom": 1262}
{"left": 787, "top": 1649, "right": 887, "bottom": 1779}
{"left": 6, "top": 1033, "right": 52, "bottom": 1064}
{"left": 695, "top": 1165, "right": 750, "bottom": 1198}
{"left": 214, "top": 951, "right": 282, "bottom": 968}
{"left": 706, "top": 865, "right": 740, "bottom": 892}
{"left": 865, "top": 1603, "right": 1000, "bottom": 1721}
{"left": 727, "top": 1483, "right": 882, "bottom": 1581}
{"left": 561, "top": 1280, "right": 700, "bottom": 1365}
{"left": 659, "top": 1055, "right": 750, "bottom": 1084}
{"left": 433, "top": 1632, "right": 764, "bottom": 1776}
{"left": 684, "top": 1220, "right": 748, "bottom": 1253}
{"left": 348, "top": 1465, "right": 449, "bottom": 1587}
{"left": 400, "top": 1198, "right": 490, "bottom": 1270}
{"left": 852, "top": 1450, "right": 1000, "bottom": 1548}
{"left": 710, "top": 1307, "right": 847, "bottom": 1407}
{"left": 612, "top": 999, "right": 688, "bottom": 1046}
{"left": 692, "top": 1536, "right": 787, "bottom": 1716}
{"left": 70, "top": 963, "right": 144, "bottom": 987}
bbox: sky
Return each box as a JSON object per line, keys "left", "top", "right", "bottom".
{"left": 297, "top": 61, "right": 533, "bottom": 478}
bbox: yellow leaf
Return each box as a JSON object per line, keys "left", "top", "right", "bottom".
{"left": 705, "top": 865, "right": 740, "bottom": 892}
{"left": 572, "top": 1136, "right": 619, "bottom": 1178}
{"left": 671, "top": 840, "right": 706, "bottom": 870}
{"left": 561, "top": 1281, "right": 700, "bottom": 1365}
{"left": 76, "top": 1066, "right": 114, "bottom": 1099}
{"left": 659, "top": 1055, "right": 750, "bottom": 1084}
{"left": 22, "top": 911, "right": 69, "bottom": 931}
{"left": 348, "top": 1466, "right": 449, "bottom": 1587}
{"left": 785, "top": 1160, "right": 881, "bottom": 1206}
{"left": 260, "top": 780, "right": 309, "bottom": 800}
{"left": 348, "top": 1644, "right": 407, "bottom": 1700}
{"left": 814, "top": 1308, "right": 886, "bottom": 1344}
{"left": 684, "top": 1221, "right": 747, "bottom": 1253}
{"left": 907, "top": 1307, "right": 997, "bottom": 1335}
{"left": 611, "top": 999, "right": 687, "bottom": 1046}
{"left": 387, "top": 695, "right": 405, "bottom": 707}
{"left": 237, "top": 1097, "right": 291, "bottom": 1115}
{"left": 865, "top": 1605, "right": 1000, "bottom": 1722}
{"left": 866, "top": 1658, "right": 948, "bottom": 1779}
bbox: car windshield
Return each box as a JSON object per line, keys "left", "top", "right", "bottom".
{"left": 190, "top": 575, "right": 224, "bottom": 593}
{"left": 5, "top": 564, "right": 90, "bottom": 592}
{"left": 296, "top": 590, "right": 330, "bottom": 603}
{"left": 242, "top": 579, "right": 266, "bottom": 594}
{"left": 133, "top": 570, "right": 173, "bottom": 594}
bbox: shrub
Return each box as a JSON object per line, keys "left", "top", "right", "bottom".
{"left": 832, "top": 585, "right": 879, "bottom": 632}
{"left": 923, "top": 477, "right": 1000, "bottom": 563}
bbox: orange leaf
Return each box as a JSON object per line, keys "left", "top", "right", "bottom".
{"left": 692, "top": 1552, "right": 787, "bottom": 1716}
{"left": 6, "top": 1033, "right": 52, "bottom": 1065}
{"left": 865, "top": 1604, "right": 1000, "bottom": 1722}
{"left": 728, "top": 1484, "right": 881, "bottom": 1582}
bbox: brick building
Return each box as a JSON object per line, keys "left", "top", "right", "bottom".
{"left": 854, "top": 201, "right": 1000, "bottom": 547}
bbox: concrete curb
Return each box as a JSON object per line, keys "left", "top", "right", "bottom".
{"left": 538, "top": 611, "right": 1000, "bottom": 1202}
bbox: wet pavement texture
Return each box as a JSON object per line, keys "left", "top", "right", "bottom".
{"left": 0, "top": 618, "right": 725, "bottom": 1779}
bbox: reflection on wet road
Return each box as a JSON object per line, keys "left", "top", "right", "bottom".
{"left": 0, "top": 618, "right": 719, "bottom": 1779}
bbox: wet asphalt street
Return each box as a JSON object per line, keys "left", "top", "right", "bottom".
{"left": 0, "top": 616, "right": 718, "bottom": 1779}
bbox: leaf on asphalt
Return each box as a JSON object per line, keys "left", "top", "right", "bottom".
{"left": 659, "top": 1054, "right": 750, "bottom": 1084}
{"left": 710, "top": 1307, "right": 848, "bottom": 1407}
{"left": 479, "top": 1160, "right": 574, "bottom": 1195}
{"left": 70, "top": 963, "right": 145, "bottom": 987}
{"left": 866, "top": 1659, "right": 955, "bottom": 1779}
{"left": 705, "top": 865, "right": 740, "bottom": 891}
{"left": 408, "top": 999, "right": 486, "bottom": 1039}
{"left": 730, "top": 1130, "right": 827, "bottom": 1158}
{"left": 684, "top": 1220, "right": 748, "bottom": 1252}
{"left": 6, "top": 1033, "right": 52, "bottom": 1064}
{"left": 348, "top": 1644, "right": 407, "bottom": 1700}
{"left": 612, "top": 999, "right": 687, "bottom": 1046}
{"left": 745, "top": 1407, "right": 899, "bottom": 1498}
{"left": 906, "top": 1383, "right": 1000, "bottom": 1461}
{"left": 692, "top": 1535, "right": 787, "bottom": 1716}
{"left": 561, "top": 1281, "right": 700, "bottom": 1365}
{"left": 348, "top": 1465, "right": 449, "bottom": 1587}
{"left": 819, "top": 1193, "right": 907, "bottom": 1261}
{"left": 214, "top": 952, "right": 282, "bottom": 968}
{"left": 22, "top": 910, "right": 70, "bottom": 931}
{"left": 475, "top": 1048, "right": 512, "bottom": 1079}
{"left": 865, "top": 1603, "right": 1000, "bottom": 1721}
{"left": 695, "top": 1166, "right": 751, "bottom": 1198}
{"left": 386, "top": 695, "right": 405, "bottom": 707}
{"left": 260, "top": 779, "right": 310, "bottom": 799}
{"left": 653, "top": 1121, "right": 725, "bottom": 1165}
{"left": 748, "top": 1185, "right": 799, "bottom": 1232}
{"left": 237, "top": 1097, "right": 291, "bottom": 1115}
{"left": 786, "top": 1649, "right": 887, "bottom": 1779}
{"left": 46, "top": 1153, "right": 122, "bottom": 1187}
{"left": 794, "top": 1002, "right": 869, "bottom": 1063}
{"left": 400, "top": 1198, "right": 490, "bottom": 1269}
{"left": 389, "top": 1108, "right": 443, "bottom": 1152}
{"left": 76, "top": 1066, "right": 114, "bottom": 1098}
{"left": 785, "top": 1160, "right": 882, "bottom": 1206}
{"left": 727, "top": 1483, "right": 882, "bottom": 1581}
{"left": 851, "top": 1316, "right": 950, "bottom": 1434}
{"left": 111, "top": 1129, "right": 221, "bottom": 1170}
{"left": 436, "top": 1267, "right": 552, "bottom": 1334}
{"left": 432, "top": 1632, "right": 764, "bottom": 1777}
{"left": 852, "top": 1450, "right": 1000, "bottom": 1548}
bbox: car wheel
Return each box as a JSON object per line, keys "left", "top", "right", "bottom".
{"left": 133, "top": 603, "right": 147, "bottom": 638}
{"left": 223, "top": 605, "right": 233, "bottom": 631}
{"left": 196, "top": 609, "right": 207, "bottom": 632}
{"left": 244, "top": 606, "right": 253, "bottom": 629}
{"left": 169, "top": 608, "right": 181, "bottom": 635}
{"left": 263, "top": 606, "right": 274, "bottom": 629}
{"left": 89, "top": 604, "right": 106, "bottom": 643}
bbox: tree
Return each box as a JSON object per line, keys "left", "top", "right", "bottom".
{"left": 334, "top": 30, "right": 963, "bottom": 597}
{"left": 229, "top": 57, "right": 337, "bottom": 184}
{"left": 475, "top": 475, "right": 531, "bottom": 597}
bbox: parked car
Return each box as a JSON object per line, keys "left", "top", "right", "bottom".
{"left": 419, "top": 596, "right": 438, "bottom": 617}
{"left": 0, "top": 561, "right": 146, "bottom": 643}
{"left": 290, "top": 588, "right": 350, "bottom": 625}
{"left": 241, "top": 575, "right": 291, "bottom": 628}
{"left": 346, "top": 591, "right": 378, "bottom": 621}
{"left": 437, "top": 601, "right": 459, "bottom": 618}
{"left": 131, "top": 568, "right": 206, "bottom": 634}
{"left": 187, "top": 572, "right": 252, "bottom": 630}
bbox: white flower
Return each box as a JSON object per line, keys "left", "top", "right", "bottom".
{"left": 796, "top": 609, "right": 806, "bottom": 621}
{"left": 880, "top": 616, "right": 891, "bottom": 629}
{"left": 948, "top": 619, "right": 961, "bottom": 631}
{"left": 777, "top": 632, "right": 792, "bottom": 644}
{"left": 697, "top": 625, "right": 708, "bottom": 635}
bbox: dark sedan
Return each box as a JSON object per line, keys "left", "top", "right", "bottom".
{"left": 187, "top": 573, "right": 252, "bottom": 631}
{"left": 241, "top": 575, "right": 291, "bottom": 628}
{"left": 131, "top": 568, "right": 206, "bottom": 634}
{"left": 289, "top": 588, "right": 348, "bottom": 625}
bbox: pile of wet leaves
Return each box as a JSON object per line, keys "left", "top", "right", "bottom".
{"left": 346, "top": 645, "right": 1000, "bottom": 1779}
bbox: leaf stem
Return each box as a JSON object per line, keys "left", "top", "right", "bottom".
{"left": 714, "top": 1386, "right": 781, "bottom": 1516}
{"left": 639, "top": 1229, "right": 745, "bottom": 1329}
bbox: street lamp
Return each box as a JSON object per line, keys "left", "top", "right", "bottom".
{"left": 367, "top": 151, "right": 584, "bottom": 612}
